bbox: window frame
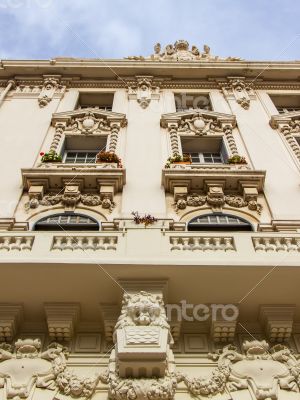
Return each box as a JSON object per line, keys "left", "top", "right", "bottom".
{"left": 188, "top": 213, "right": 253, "bottom": 232}
{"left": 34, "top": 213, "right": 100, "bottom": 231}
{"left": 63, "top": 150, "right": 100, "bottom": 164}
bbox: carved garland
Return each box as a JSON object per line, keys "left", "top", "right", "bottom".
{"left": 26, "top": 192, "right": 115, "bottom": 212}
{"left": 175, "top": 193, "right": 262, "bottom": 214}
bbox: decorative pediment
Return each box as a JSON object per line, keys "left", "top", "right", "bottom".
{"left": 52, "top": 108, "right": 127, "bottom": 132}
{"left": 161, "top": 110, "right": 236, "bottom": 132}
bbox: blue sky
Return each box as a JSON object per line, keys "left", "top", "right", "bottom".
{"left": 0, "top": 0, "right": 299, "bottom": 61}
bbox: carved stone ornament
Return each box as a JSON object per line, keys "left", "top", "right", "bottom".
{"left": 38, "top": 77, "right": 62, "bottom": 108}
{"left": 26, "top": 191, "right": 115, "bottom": 213}
{"left": 126, "top": 40, "right": 242, "bottom": 62}
{"left": 178, "top": 114, "right": 223, "bottom": 136}
{"left": 106, "top": 291, "right": 177, "bottom": 400}
{"left": 0, "top": 339, "right": 100, "bottom": 399}
{"left": 65, "top": 111, "right": 111, "bottom": 135}
{"left": 174, "top": 193, "right": 262, "bottom": 214}
{"left": 270, "top": 114, "right": 300, "bottom": 163}
{"left": 128, "top": 76, "right": 160, "bottom": 109}
{"left": 219, "top": 77, "right": 256, "bottom": 110}
{"left": 177, "top": 340, "right": 300, "bottom": 400}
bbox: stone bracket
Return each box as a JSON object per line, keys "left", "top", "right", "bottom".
{"left": 259, "top": 305, "right": 295, "bottom": 343}
{"left": 44, "top": 302, "right": 80, "bottom": 341}
{"left": 0, "top": 304, "right": 23, "bottom": 342}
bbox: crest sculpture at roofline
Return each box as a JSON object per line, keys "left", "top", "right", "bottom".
{"left": 125, "top": 40, "right": 242, "bottom": 62}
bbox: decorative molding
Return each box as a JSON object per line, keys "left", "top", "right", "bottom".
{"left": 177, "top": 340, "right": 300, "bottom": 399}
{"left": 0, "top": 304, "right": 23, "bottom": 342}
{"left": 52, "top": 235, "right": 118, "bottom": 251}
{"left": 126, "top": 40, "right": 242, "bottom": 62}
{"left": 170, "top": 235, "right": 235, "bottom": 251}
{"left": 270, "top": 112, "right": 300, "bottom": 163}
{"left": 252, "top": 236, "right": 300, "bottom": 252}
{"left": 44, "top": 303, "right": 80, "bottom": 341}
{"left": 218, "top": 77, "right": 256, "bottom": 110}
{"left": 210, "top": 307, "right": 238, "bottom": 343}
{"left": 127, "top": 76, "right": 161, "bottom": 108}
{"left": 259, "top": 305, "right": 295, "bottom": 343}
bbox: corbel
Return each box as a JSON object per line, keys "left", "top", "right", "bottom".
{"left": 44, "top": 303, "right": 80, "bottom": 341}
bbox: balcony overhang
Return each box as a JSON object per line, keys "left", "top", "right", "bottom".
{"left": 21, "top": 164, "right": 126, "bottom": 192}
{"left": 162, "top": 165, "right": 266, "bottom": 193}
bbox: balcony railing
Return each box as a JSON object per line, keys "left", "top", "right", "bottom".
{"left": 1, "top": 231, "right": 300, "bottom": 265}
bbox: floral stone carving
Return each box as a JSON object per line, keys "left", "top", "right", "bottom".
{"left": 65, "top": 111, "right": 111, "bottom": 135}
{"left": 0, "top": 339, "right": 100, "bottom": 399}
{"left": 178, "top": 340, "right": 300, "bottom": 400}
{"left": 106, "top": 291, "right": 177, "bottom": 400}
{"left": 178, "top": 114, "right": 223, "bottom": 136}
{"left": 26, "top": 192, "right": 115, "bottom": 212}
{"left": 174, "top": 193, "right": 262, "bottom": 214}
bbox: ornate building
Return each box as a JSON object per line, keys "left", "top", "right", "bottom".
{"left": 0, "top": 40, "right": 300, "bottom": 400}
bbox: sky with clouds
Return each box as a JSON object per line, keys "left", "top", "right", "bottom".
{"left": 0, "top": 0, "right": 299, "bottom": 61}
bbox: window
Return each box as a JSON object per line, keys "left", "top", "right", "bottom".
{"left": 188, "top": 213, "right": 253, "bottom": 231}
{"left": 270, "top": 95, "right": 300, "bottom": 114}
{"left": 189, "top": 152, "right": 223, "bottom": 164}
{"left": 181, "top": 137, "right": 228, "bottom": 164}
{"left": 76, "top": 92, "right": 114, "bottom": 111}
{"left": 64, "top": 151, "right": 98, "bottom": 164}
{"left": 34, "top": 213, "right": 99, "bottom": 231}
{"left": 175, "top": 93, "right": 212, "bottom": 112}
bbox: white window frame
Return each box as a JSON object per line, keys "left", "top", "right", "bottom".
{"left": 188, "top": 152, "right": 224, "bottom": 164}
{"left": 63, "top": 150, "right": 99, "bottom": 164}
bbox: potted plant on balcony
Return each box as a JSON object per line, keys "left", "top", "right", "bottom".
{"left": 227, "top": 155, "right": 247, "bottom": 164}
{"left": 40, "top": 150, "right": 62, "bottom": 163}
{"left": 165, "top": 153, "right": 192, "bottom": 168}
{"left": 96, "top": 151, "right": 122, "bottom": 167}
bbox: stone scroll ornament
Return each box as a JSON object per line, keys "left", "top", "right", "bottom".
{"left": 177, "top": 340, "right": 300, "bottom": 400}
{"left": 0, "top": 339, "right": 101, "bottom": 399}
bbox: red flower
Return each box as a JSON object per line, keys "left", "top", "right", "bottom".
{"left": 40, "top": 152, "right": 45, "bottom": 156}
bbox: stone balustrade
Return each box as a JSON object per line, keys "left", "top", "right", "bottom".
{"left": 0, "top": 236, "right": 34, "bottom": 251}
{"left": 51, "top": 235, "right": 118, "bottom": 251}
{"left": 169, "top": 236, "right": 235, "bottom": 251}
{"left": 252, "top": 236, "right": 300, "bottom": 252}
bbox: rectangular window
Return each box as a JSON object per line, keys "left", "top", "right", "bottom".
{"left": 269, "top": 95, "right": 300, "bottom": 114}
{"left": 175, "top": 93, "right": 212, "bottom": 112}
{"left": 64, "top": 151, "right": 98, "bottom": 164}
{"left": 76, "top": 92, "right": 114, "bottom": 111}
{"left": 189, "top": 152, "right": 223, "bottom": 164}
{"left": 181, "top": 137, "right": 228, "bottom": 164}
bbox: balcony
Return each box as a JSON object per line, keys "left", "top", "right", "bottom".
{"left": 162, "top": 163, "right": 266, "bottom": 193}
{"left": 21, "top": 163, "right": 125, "bottom": 192}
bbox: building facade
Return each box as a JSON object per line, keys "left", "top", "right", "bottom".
{"left": 0, "top": 40, "right": 300, "bottom": 400}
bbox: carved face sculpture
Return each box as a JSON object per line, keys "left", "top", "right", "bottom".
{"left": 174, "top": 40, "right": 189, "bottom": 51}
{"left": 126, "top": 293, "right": 162, "bottom": 326}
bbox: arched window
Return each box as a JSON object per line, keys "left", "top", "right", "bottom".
{"left": 34, "top": 213, "right": 99, "bottom": 231}
{"left": 188, "top": 213, "right": 253, "bottom": 231}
